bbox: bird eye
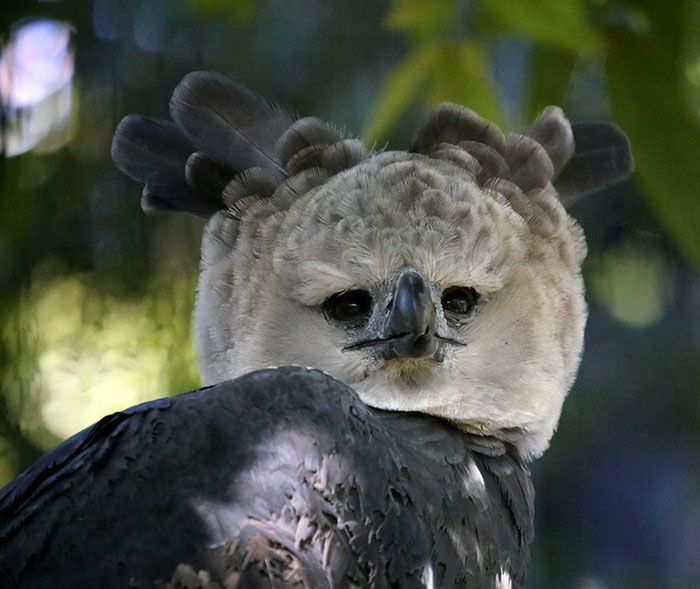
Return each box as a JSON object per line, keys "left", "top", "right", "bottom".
{"left": 441, "top": 286, "right": 480, "bottom": 315}
{"left": 323, "top": 290, "right": 373, "bottom": 325}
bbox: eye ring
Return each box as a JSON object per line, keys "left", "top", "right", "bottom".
{"left": 441, "top": 286, "right": 480, "bottom": 316}
{"left": 323, "top": 290, "right": 373, "bottom": 326}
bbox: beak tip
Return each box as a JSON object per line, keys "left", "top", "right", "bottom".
{"left": 381, "top": 333, "right": 439, "bottom": 360}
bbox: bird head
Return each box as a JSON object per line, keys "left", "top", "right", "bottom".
{"left": 113, "top": 72, "right": 633, "bottom": 459}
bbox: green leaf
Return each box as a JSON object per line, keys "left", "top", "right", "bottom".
{"left": 427, "top": 42, "right": 502, "bottom": 125}
{"left": 479, "top": 0, "right": 601, "bottom": 53}
{"left": 606, "top": 1, "right": 700, "bottom": 267}
{"left": 363, "top": 43, "right": 442, "bottom": 144}
{"left": 527, "top": 46, "right": 577, "bottom": 120}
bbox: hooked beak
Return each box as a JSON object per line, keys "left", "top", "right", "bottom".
{"left": 380, "top": 268, "right": 438, "bottom": 359}
{"left": 344, "top": 268, "right": 464, "bottom": 359}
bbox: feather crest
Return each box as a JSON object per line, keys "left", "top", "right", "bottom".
{"left": 555, "top": 121, "right": 634, "bottom": 204}
{"left": 111, "top": 115, "right": 192, "bottom": 186}
{"left": 278, "top": 117, "right": 344, "bottom": 169}
{"left": 524, "top": 107, "right": 574, "bottom": 175}
{"left": 169, "top": 71, "right": 293, "bottom": 181}
{"left": 411, "top": 103, "right": 506, "bottom": 155}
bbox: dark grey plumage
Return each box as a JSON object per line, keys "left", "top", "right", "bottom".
{"left": 112, "top": 72, "right": 293, "bottom": 216}
{"left": 169, "top": 72, "right": 291, "bottom": 180}
{"left": 554, "top": 121, "right": 634, "bottom": 204}
{"left": 0, "top": 367, "right": 533, "bottom": 588}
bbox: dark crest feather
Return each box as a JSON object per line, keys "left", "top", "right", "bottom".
{"left": 278, "top": 117, "right": 344, "bottom": 169}
{"left": 141, "top": 184, "right": 219, "bottom": 217}
{"left": 222, "top": 168, "right": 278, "bottom": 210}
{"left": 319, "top": 139, "right": 369, "bottom": 174}
{"left": 412, "top": 102, "right": 633, "bottom": 205}
{"left": 112, "top": 115, "right": 220, "bottom": 216}
{"left": 185, "top": 152, "right": 238, "bottom": 205}
{"left": 112, "top": 115, "right": 193, "bottom": 186}
{"left": 427, "top": 144, "right": 481, "bottom": 177}
{"left": 456, "top": 140, "right": 509, "bottom": 181}
{"left": 169, "top": 71, "right": 292, "bottom": 181}
{"left": 523, "top": 107, "right": 574, "bottom": 174}
{"left": 503, "top": 134, "right": 555, "bottom": 193}
{"left": 112, "top": 73, "right": 295, "bottom": 215}
{"left": 411, "top": 103, "right": 506, "bottom": 155}
{"left": 554, "top": 122, "right": 635, "bottom": 204}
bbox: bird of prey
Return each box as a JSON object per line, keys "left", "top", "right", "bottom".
{"left": 0, "top": 72, "right": 632, "bottom": 588}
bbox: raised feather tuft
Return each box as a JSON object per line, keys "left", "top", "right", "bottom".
{"left": 554, "top": 122, "right": 635, "bottom": 204}
{"left": 278, "top": 117, "right": 344, "bottom": 169}
{"left": 411, "top": 103, "right": 506, "bottom": 155}
{"left": 169, "top": 71, "right": 292, "bottom": 182}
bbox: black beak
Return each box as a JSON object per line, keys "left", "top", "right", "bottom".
{"left": 379, "top": 268, "right": 438, "bottom": 359}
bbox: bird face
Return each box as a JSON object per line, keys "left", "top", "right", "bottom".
{"left": 196, "top": 152, "right": 587, "bottom": 459}
{"left": 112, "top": 74, "right": 631, "bottom": 460}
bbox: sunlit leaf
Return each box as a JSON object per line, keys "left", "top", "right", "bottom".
{"left": 363, "top": 42, "right": 441, "bottom": 144}
{"left": 479, "top": 0, "right": 601, "bottom": 53}
{"left": 606, "top": 1, "right": 700, "bottom": 267}
{"left": 589, "top": 236, "right": 673, "bottom": 327}
{"left": 4, "top": 270, "right": 200, "bottom": 445}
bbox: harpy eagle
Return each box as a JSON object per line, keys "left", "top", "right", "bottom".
{"left": 0, "top": 72, "right": 632, "bottom": 588}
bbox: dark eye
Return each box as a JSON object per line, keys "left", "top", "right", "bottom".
{"left": 441, "top": 286, "right": 480, "bottom": 315}
{"left": 323, "top": 290, "right": 373, "bottom": 325}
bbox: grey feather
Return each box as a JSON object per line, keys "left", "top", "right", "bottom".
{"left": 285, "top": 143, "right": 330, "bottom": 176}
{"left": 184, "top": 152, "right": 238, "bottom": 204}
{"left": 554, "top": 121, "right": 635, "bottom": 204}
{"left": 411, "top": 103, "right": 506, "bottom": 155}
{"left": 111, "top": 115, "right": 193, "bottom": 186}
{"left": 318, "top": 139, "right": 369, "bottom": 175}
{"left": 285, "top": 138, "right": 369, "bottom": 177}
{"left": 221, "top": 168, "right": 278, "bottom": 210}
{"left": 456, "top": 140, "right": 509, "bottom": 180}
{"left": 427, "top": 143, "right": 482, "bottom": 177}
{"left": 141, "top": 183, "right": 220, "bottom": 217}
{"left": 277, "top": 117, "right": 344, "bottom": 169}
{"left": 504, "top": 133, "right": 555, "bottom": 192}
{"left": 0, "top": 367, "right": 534, "bottom": 588}
{"left": 169, "top": 71, "right": 293, "bottom": 182}
{"left": 271, "top": 168, "right": 331, "bottom": 212}
{"left": 524, "top": 106, "right": 574, "bottom": 175}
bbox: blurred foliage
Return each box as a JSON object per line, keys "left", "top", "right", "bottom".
{"left": 605, "top": 0, "right": 700, "bottom": 269}
{"left": 0, "top": 0, "right": 698, "bottom": 587}
{"left": 5, "top": 266, "right": 199, "bottom": 441}
{"left": 187, "top": 0, "right": 258, "bottom": 22}
{"left": 589, "top": 230, "right": 673, "bottom": 326}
